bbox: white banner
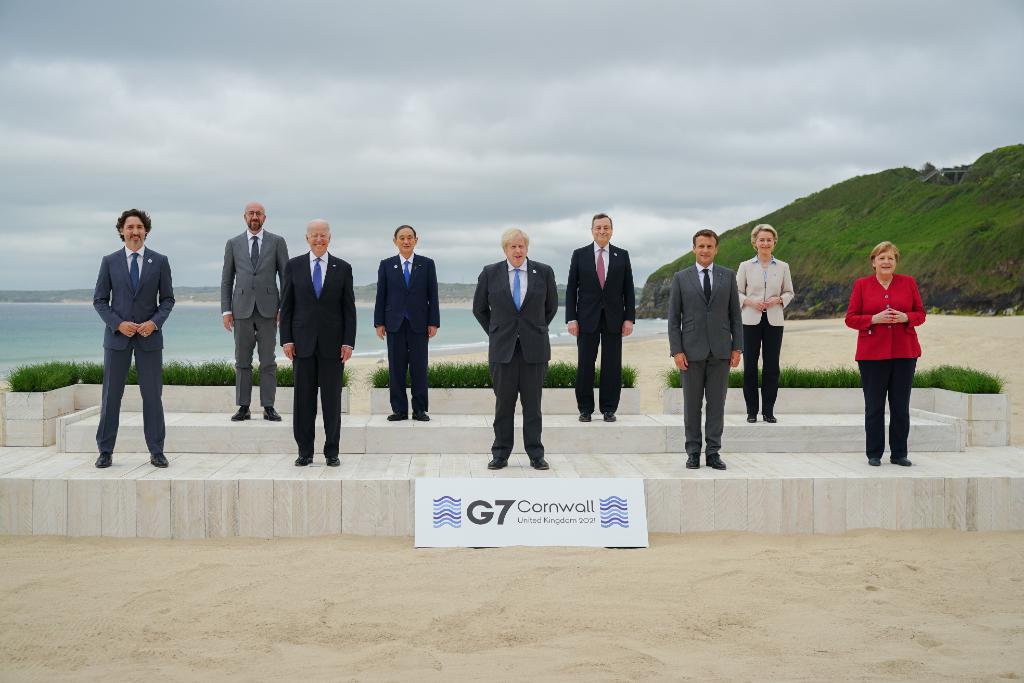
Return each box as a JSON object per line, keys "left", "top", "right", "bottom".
{"left": 415, "top": 478, "right": 648, "bottom": 548}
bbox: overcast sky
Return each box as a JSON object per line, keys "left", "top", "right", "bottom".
{"left": 1, "top": 0, "right": 1021, "bottom": 290}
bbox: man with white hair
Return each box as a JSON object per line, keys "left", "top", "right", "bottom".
{"left": 279, "top": 220, "right": 357, "bottom": 467}
{"left": 472, "top": 228, "right": 559, "bottom": 470}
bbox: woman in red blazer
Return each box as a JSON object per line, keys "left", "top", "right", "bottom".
{"left": 845, "top": 241, "right": 925, "bottom": 467}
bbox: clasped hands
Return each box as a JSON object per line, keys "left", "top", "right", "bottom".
{"left": 282, "top": 343, "right": 352, "bottom": 362}
{"left": 746, "top": 296, "right": 783, "bottom": 313}
{"left": 674, "top": 350, "right": 741, "bottom": 371}
{"left": 567, "top": 321, "right": 633, "bottom": 337}
{"left": 870, "top": 308, "right": 909, "bottom": 324}
{"left": 376, "top": 325, "right": 438, "bottom": 340}
{"left": 117, "top": 320, "right": 157, "bottom": 338}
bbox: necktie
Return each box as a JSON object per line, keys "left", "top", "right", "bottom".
{"left": 702, "top": 267, "right": 711, "bottom": 302}
{"left": 130, "top": 252, "right": 140, "bottom": 293}
{"left": 403, "top": 259, "right": 411, "bottom": 287}
{"left": 512, "top": 268, "right": 522, "bottom": 311}
{"left": 597, "top": 248, "right": 606, "bottom": 289}
{"left": 250, "top": 235, "right": 259, "bottom": 269}
{"left": 313, "top": 258, "right": 323, "bottom": 299}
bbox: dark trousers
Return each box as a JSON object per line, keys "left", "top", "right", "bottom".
{"left": 292, "top": 347, "right": 344, "bottom": 458}
{"left": 489, "top": 341, "right": 547, "bottom": 462}
{"left": 387, "top": 319, "right": 429, "bottom": 415}
{"left": 96, "top": 340, "right": 165, "bottom": 455}
{"left": 575, "top": 312, "right": 623, "bottom": 414}
{"left": 742, "top": 313, "right": 784, "bottom": 416}
{"left": 858, "top": 358, "right": 917, "bottom": 461}
{"left": 680, "top": 356, "right": 730, "bottom": 458}
{"left": 233, "top": 314, "right": 278, "bottom": 408}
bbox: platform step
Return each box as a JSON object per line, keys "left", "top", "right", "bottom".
{"left": 61, "top": 412, "right": 965, "bottom": 455}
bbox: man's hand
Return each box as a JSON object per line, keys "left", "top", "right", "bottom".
{"left": 427, "top": 325, "right": 438, "bottom": 339}
{"left": 283, "top": 343, "right": 295, "bottom": 360}
{"left": 376, "top": 325, "right": 386, "bottom": 340}
{"left": 674, "top": 352, "right": 688, "bottom": 371}
{"left": 341, "top": 346, "right": 353, "bottom": 363}
{"left": 223, "top": 313, "right": 234, "bottom": 331}
{"left": 621, "top": 320, "right": 634, "bottom": 337}
{"left": 567, "top": 321, "right": 579, "bottom": 337}
{"left": 137, "top": 321, "right": 157, "bottom": 337}
{"left": 117, "top": 321, "right": 139, "bottom": 337}
{"left": 730, "top": 350, "right": 741, "bottom": 368}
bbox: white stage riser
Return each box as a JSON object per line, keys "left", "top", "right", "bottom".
{"left": 60, "top": 414, "right": 965, "bottom": 454}
{"left": 369, "top": 388, "right": 642, "bottom": 415}
{"left": 2, "top": 475, "right": 1022, "bottom": 538}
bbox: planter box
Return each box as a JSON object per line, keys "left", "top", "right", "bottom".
{"left": 74, "top": 385, "right": 349, "bottom": 415}
{"left": 370, "top": 387, "right": 642, "bottom": 415}
{"left": 3, "top": 385, "right": 77, "bottom": 446}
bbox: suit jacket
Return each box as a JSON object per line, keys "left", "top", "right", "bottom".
{"left": 279, "top": 253, "right": 357, "bottom": 359}
{"left": 667, "top": 264, "right": 743, "bottom": 360}
{"left": 844, "top": 274, "right": 925, "bottom": 361}
{"left": 373, "top": 254, "right": 441, "bottom": 333}
{"left": 736, "top": 257, "right": 795, "bottom": 326}
{"left": 473, "top": 260, "right": 559, "bottom": 364}
{"left": 93, "top": 248, "right": 175, "bottom": 352}
{"left": 220, "top": 230, "right": 289, "bottom": 319}
{"left": 565, "top": 242, "right": 636, "bottom": 333}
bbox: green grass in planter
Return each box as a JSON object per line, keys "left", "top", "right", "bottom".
{"left": 7, "top": 362, "right": 80, "bottom": 392}
{"left": 913, "top": 365, "right": 1002, "bottom": 394}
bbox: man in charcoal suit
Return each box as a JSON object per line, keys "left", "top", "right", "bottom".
{"left": 667, "top": 228, "right": 743, "bottom": 470}
{"left": 93, "top": 209, "right": 175, "bottom": 468}
{"left": 220, "top": 201, "right": 289, "bottom": 422}
{"left": 472, "top": 228, "right": 559, "bottom": 470}
{"left": 280, "top": 219, "right": 356, "bottom": 467}
{"left": 565, "top": 212, "right": 635, "bottom": 423}
{"left": 374, "top": 224, "right": 440, "bottom": 422}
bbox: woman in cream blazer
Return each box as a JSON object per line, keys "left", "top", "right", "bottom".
{"left": 736, "top": 224, "right": 795, "bottom": 423}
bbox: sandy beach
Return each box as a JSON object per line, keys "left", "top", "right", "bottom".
{"left": 1, "top": 315, "right": 1022, "bottom": 680}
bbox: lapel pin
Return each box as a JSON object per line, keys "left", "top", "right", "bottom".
{"left": 613, "top": 252, "right": 618, "bottom": 257}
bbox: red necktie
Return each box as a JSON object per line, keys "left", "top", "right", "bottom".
{"left": 597, "top": 248, "right": 606, "bottom": 289}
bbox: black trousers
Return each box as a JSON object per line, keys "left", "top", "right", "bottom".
{"left": 387, "top": 319, "right": 429, "bottom": 415}
{"left": 742, "top": 313, "right": 784, "bottom": 416}
{"left": 489, "top": 341, "right": 547, "bottom": 462}
{"left": 96, "top": 340, "right": 165, "bottom": 455}
{"left": 858, "top": 358, "right": 917, "bottom": 461}
{"left": 575, "top": 312, "right": 623, "bottom": 414}
{"left": 292, "top": 347, "right": 344, "bottom": 458}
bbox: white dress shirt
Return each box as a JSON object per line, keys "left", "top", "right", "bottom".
{"left": 310, "top": 250, "right": 330, "bottom": 285}
{"left": 697, "top": 262, "right": 714, "bottom": 289}
{"left": 124, "top": 245, "right": 146, "bottom": 279}
{"left": 400, "top": 253, "right": 415, "bottom": 277}
{"left": 507, "top": 259, "right": 528, "bottom": 301}
{"left": 593, "top": 242, "right": 610, "bottom": 280}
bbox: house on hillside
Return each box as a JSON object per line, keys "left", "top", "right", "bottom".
{"left": 919, "top": 163, "right": 972, "bottom": 184}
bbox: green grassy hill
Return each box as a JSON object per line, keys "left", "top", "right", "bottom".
{"left": 637, "top": 144, "right": 1024, "bottom": 318}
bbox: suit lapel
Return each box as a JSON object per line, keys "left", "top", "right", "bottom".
{"left": 708, "top": 264, "right": 725, "bottom": 305}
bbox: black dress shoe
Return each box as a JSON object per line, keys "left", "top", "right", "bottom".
{"left": 263, "top": 406, "right": 282, "bottom": 422}
{"left": 578, "top": 412, "right": 592, "bottom": 422}
{"left": 868, "top": 457, "right": 882, "bottom": 467}
{"left": 295, "top": 454, "right": 313, "bottom": 466}
{"left": 530, "top": 457, "right": 550, "bottom": 470}
{"left": 325, "top": 454, "right": 341, "bottom": 467}
{"left": 762, "top": 414, "right": 777, "bottom": 424}
{"left": 890, "top": 456, "right": 913, "bottom": 467}
{"left": 150, "top": 453, "right": 169, "bottom": 468}
{"left": 387, "top": 413, "right": 408, "bottom": 422}
{"left": 231, "top": 406, "right": 251, "bottom": 422}
{"left": 706, "top": 456, "right": 727, "bottom": 470}
{"left": 746, "top": 414, "right": 757, "bottom": 423}
{"left": 685, "top": 456, "right": 700, "bottom": 469}
{"left": 95, "top": 452, "right": 112, "bottom": 468}
{"left": 412, "top": 411, "right": 430, "bottom": 422}
{"left": 487, "top": 457, "right": 508, "bottom": 470}
{"left": 602, "top": 412, "right": 617, "bottom": 423}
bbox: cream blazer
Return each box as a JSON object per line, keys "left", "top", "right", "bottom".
{"left": 736, "top": 257, "right": 795, "bottom": 326}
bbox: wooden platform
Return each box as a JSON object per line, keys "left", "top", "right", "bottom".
{"left": 2, "top": 446, "right": 1022, "bottom": 539}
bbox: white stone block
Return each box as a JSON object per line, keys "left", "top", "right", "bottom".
{"left": 813, "top": 478, "right": 846, "bottom": 534}
{"left": 969, "top": 393, "right": 1008, "bottom": 421}
{"left": 4, "top": 418, "right": 57, "bottom": 447}
{"left": 171, "top": 480, "right": 206, "bottom": 539}
{"left": 238, "top": 479, "right": 274, "bottom": 538}
{"left": 968, "top": 420, "right": 1009, "bottom": 447}
{"left": 75, "top": 384, "right": 348, "bottom": 414}
{"left": 0, "top": 479, "right": 33, "bottom": 535}
{"left": 644, "top": 479, "right": 681, "bottom": 533}
{"left": 32, "top": 479, "right": 67, "bottom": 535}
{"left": 4, "top": 385, "right": 77, "bottom": 420}
{"left": 372, "top": 387, "right": 639, "bottom": 415}
{"left": 136, "top": 479, "right": 171, "bottom": 538}
{"left": 205, "top": 480, "right": 238, "bottom": 538}
{"left": 101, "top": 480, "right": 137, "bottom": 538}
{"left": 931, "top": 389, "right": 968, "bottom": 418}
{"left": 68, "top": 480, "right": 103, "bottom": 537}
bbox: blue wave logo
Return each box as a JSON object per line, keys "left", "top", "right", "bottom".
{"left": 432, "top": 495, "right": 462, "bottom": 528}
{"left": 599, "top": 496, "right": 629, "bottom": 528}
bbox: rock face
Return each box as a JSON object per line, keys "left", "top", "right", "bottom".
{"left": 638, "top": 144, "right": 1024, "bottom": 319}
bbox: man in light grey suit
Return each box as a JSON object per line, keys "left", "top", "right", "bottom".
{"left": 473, "top": 228, "right": 559, "bottom": 470}
{"left": 668, "top": 229, "right": 743, "bottom": 470}
{"left": 221, "top": 201, "right": 289, "bottom": 422}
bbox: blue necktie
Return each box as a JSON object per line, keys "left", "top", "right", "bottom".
{"left": 313, "top": 258, "right": 323, "bottom": 299}
{"left": 512, "top": 268, "right": 522, "bottom": 311}
{"left": 403, "top": 259, "right": 411, "bottom": 287}
{"left": 130, "top": 252, "right": 140, "bottom": 293}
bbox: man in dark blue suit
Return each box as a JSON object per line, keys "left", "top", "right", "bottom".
{"left": 374, "top": 225, "right": 440, "bottom": 421}
{"left": 280, "top": 219, "right": 357, "bottom": 467}
{"left": 565, "top": 213, "right": 635, "bottom": 422}
{"left": 92, "top": 209, "right": 175, "bottom": 468}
